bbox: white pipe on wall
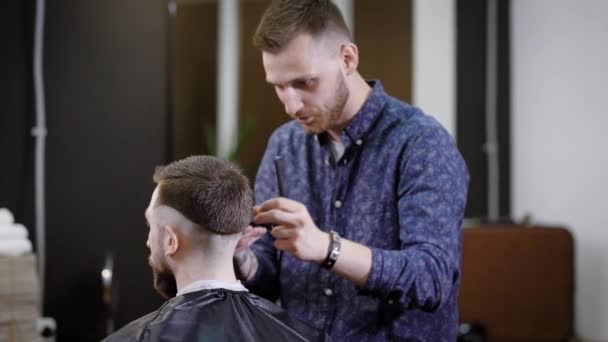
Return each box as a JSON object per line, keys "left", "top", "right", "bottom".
{"left": 333, "top": 0, "right": 354, "bottom": 36}
{"left": 217, "top": 0, "right": 239, "bottom": 159}
{"left": 485, "top": 0, "right": 500, "bottom": 221}
{"left": 32, "top": 0, "right": 47, "bottom": 315}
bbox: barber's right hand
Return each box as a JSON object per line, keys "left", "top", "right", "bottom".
{"left": 234, "top": 225, "right": 267, "bottom": 258}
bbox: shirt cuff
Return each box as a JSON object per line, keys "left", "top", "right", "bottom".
{"left": 364, "top": 247, "right": 389, "bottom": 296}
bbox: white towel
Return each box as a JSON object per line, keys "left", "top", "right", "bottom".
{"left": 0, "top": 208, "right": 14, "bottom": 226}
{"left": 0, "top": 223, "right": 29, "bottom": 239}
{"left": 0, "top": 239, "right": 32, "bottom": 256}
{"left": 0, "top": 209, "right": 33, "bottom": 256}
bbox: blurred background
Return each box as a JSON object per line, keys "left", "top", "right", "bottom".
{"left": 0, "top": 0, "right": 606, "bottom": 341}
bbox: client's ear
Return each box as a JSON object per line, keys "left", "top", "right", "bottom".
{"left": 163, "top": 225, "right": 181, "bottom": 256}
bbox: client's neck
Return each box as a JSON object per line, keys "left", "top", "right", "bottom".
{"left": 173, "top": 250, "right": 238, "bottom": 292}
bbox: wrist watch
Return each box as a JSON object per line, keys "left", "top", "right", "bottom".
{"left": 321, "top": 230, "right": 341, "bottom": 269}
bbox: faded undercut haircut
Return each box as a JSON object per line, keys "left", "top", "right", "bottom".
{"left": 253, "top": 0, "right": 351, "bottom": 51}
{"left": 153, "top": 155, "right": 253, "bottom": 235}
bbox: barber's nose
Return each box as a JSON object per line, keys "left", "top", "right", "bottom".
{"left": 284, "top": 100, "right": 304, "bottom": 116}
{"left": 281, "top": 89, "right": 303, "bottom": 116}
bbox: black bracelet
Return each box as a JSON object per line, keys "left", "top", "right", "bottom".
{"left": 321, "top": 230, "right": 341, "bottom": 269}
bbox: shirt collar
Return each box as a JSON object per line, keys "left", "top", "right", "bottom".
{"left": 316, "top": 80, "right": 386, "bottom": 146}
{"left": 342, "top": 80, "right": 387, "bottom": 144}
{"left": 177, "top": 279, "right": 248, "bottom": 296}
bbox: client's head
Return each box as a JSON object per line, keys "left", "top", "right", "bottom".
{"left": 144, "top": 155, "right": 253, "bottom": 299}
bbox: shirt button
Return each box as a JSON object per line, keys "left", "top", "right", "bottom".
{"left": 355, "top": 139, "right": 363, "bottom": 146}
{"left": 334, "top": 200, "right": 342, "bottom": 208}
{"left": 324, "top": 288, "right": 333, "bottom": 296}
{"left": 387, "top": 299, "right": 394, "bottom": 305}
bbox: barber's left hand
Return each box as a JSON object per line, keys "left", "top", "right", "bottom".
{"left": 253, "top": 197, "right": 329, "bottom": 264}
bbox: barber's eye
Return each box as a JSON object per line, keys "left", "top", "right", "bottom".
{"left": 295, "top": 79, "right": 313, "bottom": 89}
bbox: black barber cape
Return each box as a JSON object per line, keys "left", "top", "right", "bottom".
{"left": 102, "top": 288, "right": 329, "bottom": 342}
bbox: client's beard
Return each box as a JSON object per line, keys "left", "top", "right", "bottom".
{"left": 150, "top": 256, "right": 177, "bottom": 299}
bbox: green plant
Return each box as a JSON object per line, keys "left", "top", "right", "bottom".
{"left": 203, "top": 115, "right": 255, "bottom": 162}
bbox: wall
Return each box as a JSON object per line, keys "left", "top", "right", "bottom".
{"left": 0, "top": 1, "right": 35, "bottom": 232}
{"left": 42, "top": 1, "right": 169, "bottom": 340}
{"left": 511, "top": 1, "right": 608, "bottom": 340}
{"left": 413, "top": 0, "right": 456, "bottom": 137}
{"left": 171, "top": 1, "right": 217, "bottom": 160}
{"left": 355, "top": 0, "right": 412, "bottom": 103}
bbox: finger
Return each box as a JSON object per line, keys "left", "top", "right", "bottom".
{"left": 240, "top": 228, "right": 267, "bottom": 243}
{"left": 257, "top": 197, "right": 303, "bottom": 213}
{"left": 273, "top": 239, "right": 295, "bottom": 254}
{"left": 236, "top": 235, "right": 263, "bottom": 250}
{"left": 270, "top": 226, "right": 296, "bottom": 240}
{"left": 242, "top": 227, "right": 267, "bottom": 238}
{"left": 236, "top": 237, "right": 259, "bottom": 250}
{"left": 237, "top": 228, "right": 265, "bottom": 245}
{"left": 250, "top": 227, "right": 267, "bottom": 236}
{"left": 254, "top": 209, "right": 301, "bottom": 227}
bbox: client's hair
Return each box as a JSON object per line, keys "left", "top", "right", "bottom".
{"left": 153, "top": 155, "right": 253, "bottom": 235}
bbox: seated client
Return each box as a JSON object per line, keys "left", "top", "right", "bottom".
{"left": 103, "top": 155, "right": 327, "bottom": 342}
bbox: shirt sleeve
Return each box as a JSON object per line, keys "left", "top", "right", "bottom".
{"left": 241, "top": 130, "right": 282, "bottom": 301}
{"left": 363, "top": 124, "right": 469, "bottom": 312}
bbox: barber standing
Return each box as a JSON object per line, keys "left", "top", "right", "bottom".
{"left": 234, "top": 1, "right": 469, "bottom": 341}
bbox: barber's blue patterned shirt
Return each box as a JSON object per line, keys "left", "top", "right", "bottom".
{"left": 245, "top": 81, "right": 469, "bottom": 341}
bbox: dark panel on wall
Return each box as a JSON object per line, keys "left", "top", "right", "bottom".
{"left": 354, "top": 0, "right": 412, "bottom": 102}
{"left": 457, "top": 0, "right": 511, "bottom": 220}
{"left": 0, "top": 1, "right": 36, "bottom": 234}
{"left": 171, "top": 2, "right": 218, "bottom": 160}
{"left": 43, "top": 1, "right": 168, "bottom": 340}
{"left": 457, "top": 0, "right": 488, "bottom": 219}
{"left": 497, "top": 0, "right": 511, "bottom": 217}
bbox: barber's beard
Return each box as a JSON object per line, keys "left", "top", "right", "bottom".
{"left": 149, "top": 255, "right": 177, "bottom": 299}
{"left": 301, "top": 71, "right": 349, "bottom": 135}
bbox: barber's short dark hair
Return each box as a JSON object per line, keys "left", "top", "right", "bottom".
{"left": 253, "top": 0, "right": 351, "bottom": 51}
{"left": 153, "top": 155, "right": 253, "bottom": 235}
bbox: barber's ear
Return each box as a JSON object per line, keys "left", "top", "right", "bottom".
{"left": 163, "top": 225, "right": 180, "bottom": 256}
{"left": 341, "top": 42, "right": 359, "bottom": 76}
